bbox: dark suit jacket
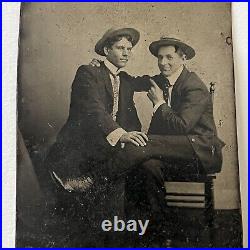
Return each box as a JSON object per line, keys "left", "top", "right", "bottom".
{"left": 46, "top": 62, "right": 151, "bottom": 178}
{"left": 148, "top": 67, "right": 225, "bottom": 173}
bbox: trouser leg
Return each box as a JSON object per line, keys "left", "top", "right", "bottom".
{"left": 108, "top": 135, "right": 195, "bottom": 180}
{"left": 142, "top": 159, "right": 167, "bottom": 220}
{"left": 125, "top": 159, "right": 167, "bottom": 224}
{"left": 124, "top": 159, "right": 170, "bottom": 246}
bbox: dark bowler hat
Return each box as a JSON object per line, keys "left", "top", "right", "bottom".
{"left": 149, "top": 36, "right": 195, "bottom": 60}
{"left": 95, "top": 27, "right": 140, "bottom": 56}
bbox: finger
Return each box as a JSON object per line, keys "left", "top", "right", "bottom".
{"left": 129, "top": 138, "right": 140, "bottom": 147}
{"left": 147, "top": 93, "right": 153, "bottom": 102}
{"left": 138, "top": 132, "right": 149, "bottom": 141}
{"left": 134, "top": 134, "right": 147, "bottom": 145}
{"left": 131, "top": 135, "right": 145, "bottom": 147}
{"left": 130, "top": 135, "right": 143, "bottom": 146}
{"left": 133, "top": 135, "right": 146, "bottom": 146}
{"left": 150, "top": 87, "right": 157, "bottom": 94}
{"left": 149, "top": 88, "right": 155, "bottom": 93}
{"left": 94, "top": 59, "right": 101, "bottom": 67}
{"left": 90, "top": 59, "right": 101, "bottom": 67}
{"left": 149, "top": 79, "right": 158, "bottom": 88}
{"left": 148, "top": 90, "right": 154, "bottom": 96}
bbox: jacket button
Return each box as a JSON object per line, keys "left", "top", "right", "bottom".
{"left": 191, "top": 138, "right": 195, "bottom": 142}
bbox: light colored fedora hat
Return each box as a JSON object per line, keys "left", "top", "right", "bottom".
{"left": 149, "top": 36, "right": 195, "bottom": 60}
{"left": 95, "top": 27, "right": 140, "bottom": 56}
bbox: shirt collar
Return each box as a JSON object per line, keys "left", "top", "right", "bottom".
{"left": 166, "top": 65, "right": 184, "bottom": 86}
{"left": 104, "top": 59, "right": 121, "bottom": 76}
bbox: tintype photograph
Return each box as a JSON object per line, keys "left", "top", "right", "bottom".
{"left": 16, "top": 2, "right": 243, "bottom": 247}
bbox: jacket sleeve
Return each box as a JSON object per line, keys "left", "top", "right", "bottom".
{"left": 119, "top": 72, "right": 151, "bottom": 92}
{"left": 126, "top": 73, "right": 167, "bottom": 92}
{"left": 70, "top": 66, "right": 120, "bottom": 136}
{"left": 152, "top": 81, "right": 209, "bottom": 134}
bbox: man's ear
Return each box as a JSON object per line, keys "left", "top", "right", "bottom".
{"left": 182, "top": 54, "right": 187, "bottom": 61}
{"left": 103, "top": 47, "right": 109, "bottom": 56}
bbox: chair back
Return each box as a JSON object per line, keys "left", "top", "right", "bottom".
{"left": 210, "top": 82, "right": 216, "bottom": 104}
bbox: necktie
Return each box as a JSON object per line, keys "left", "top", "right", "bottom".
{"left": 163, "top": 78, "right": 171, "bottom": 103}
{"left": 110, "top": 73, "right": 120, "bottom": 121}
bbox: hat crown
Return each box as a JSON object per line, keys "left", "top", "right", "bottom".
{"left": 95, "top": 27, "right": 140, "bottom": 56}
{"left": 160, "top": 36, "right": 181, "bottom": 42}
{"left": 149, "top": 36, "right": 195, "bottom": 60}
{"left": 104, "top": 27, "right": 121, "bottom": 36}
{"left": 103, "top": 27, "right": 134, "bottom": 39}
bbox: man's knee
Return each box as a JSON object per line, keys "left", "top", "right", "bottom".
{"left": 141, "top": 159, "right": 164, "bottom": 180}
{"left": 122, "top": 143, "right": 148, "bottom": 162}
{"left": 142, "top": 159, "right": 164, "bottom": 170}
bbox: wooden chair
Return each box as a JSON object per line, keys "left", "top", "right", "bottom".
{"left": 164, "top": 82, "right": 217, "bottom": 246}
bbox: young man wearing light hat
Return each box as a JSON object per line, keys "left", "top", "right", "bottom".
{"left": 89, "top": 36, "right": 225, "bottom": 184}
{"left": 118, "top": 37, "right": 225, "bottom": 245}
{"left": 89, "top": 36, "right": 225, "bottom": 246}
{"left": 45, "top": 27, "right": 154, "bottom": 192}
{"left": 45, "top": 27, "right": 164, "bottom": 246}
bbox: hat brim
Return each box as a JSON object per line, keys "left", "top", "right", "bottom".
{"left": 149, "top": 38, "right": 195, "bottom": 60}
{"left": 95, "top": 28, "right": 140, "bottom": 56}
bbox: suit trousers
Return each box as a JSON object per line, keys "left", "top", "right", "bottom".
{"left": 109, "top": 135, "right": 198, "bottom": 179}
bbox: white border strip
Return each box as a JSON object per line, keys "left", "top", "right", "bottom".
{"left": 2, "top": 2, "right": 20, "bottom": 248}
{"left": 232, "top": 2, "right": 248, "bottom": 248}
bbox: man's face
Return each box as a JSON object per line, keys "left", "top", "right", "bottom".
{"left": 105, "top": 37, "right": 133, "bottom": 68}
{"left": 157, "top": 46, "right": 184, "bottom": 77}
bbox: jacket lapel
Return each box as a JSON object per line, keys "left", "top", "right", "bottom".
{"left": 100, "top": 62, "right": 114, "bottom": 99}
{"left": 171, "top": 67, "right": 189, "bottom": 108}
{"left": 117, "top": 72, "right": 129, "bottom": 118}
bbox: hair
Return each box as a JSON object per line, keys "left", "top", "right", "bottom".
{"left": 104, "top": 34, "right": 133, "bottom": 49}
{"left": 174, "top": 45, "right": 186, "bottom": 58}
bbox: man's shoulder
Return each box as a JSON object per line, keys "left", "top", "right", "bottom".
{"left": 184, "top": 70, "right": 208, "bottom": 91}
{"left": 76, "top": 64, "right": 102, "bottom": 76}
{"left": 119, "top": 70, "right": 132, "bottom": 79}
{"left": 120, "top": 71, "right": 151, "bottom": 82}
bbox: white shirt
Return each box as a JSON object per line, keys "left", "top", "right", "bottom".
{"left": 104, "top": 59, "right": 121, "bottom": 77}
{"left": 153, "top": 65, "right": 184, "bottom": 113}
{"left": 104, "top": 60, "right": 120, "bottom": 121}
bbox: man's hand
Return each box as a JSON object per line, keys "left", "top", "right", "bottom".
{"left": 89, "top": 58, "right": 101, "bottom": 67}
{"left": 147, "top": 79, "right": 164, "bottom": 106}
{"left": 120, "top": 131, "right": 148, "bottom": 147}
